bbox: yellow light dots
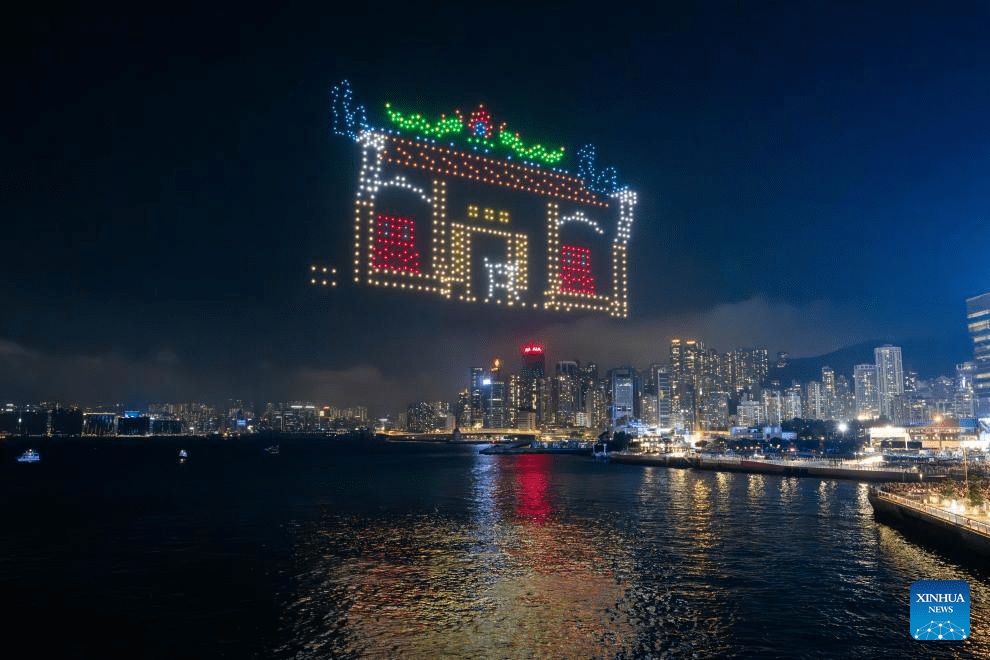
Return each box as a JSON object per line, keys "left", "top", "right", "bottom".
{"left": 344, "top": 130, "right": 636, "bottom": 318}
{"left": 378, "top": 133, "right": 608, "bottom": 207}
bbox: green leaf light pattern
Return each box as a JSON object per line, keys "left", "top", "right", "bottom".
{"left": 384, "top": 103, "right": 566, "bottom": 166}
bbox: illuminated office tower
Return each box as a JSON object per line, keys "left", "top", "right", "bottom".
{"left": 966, "top": 292, "right": 990, "bottom": 417}
{"left": 609, "top": 367, "right": 638, "bottom": 426}
{"left": 483, "top": 358, "right": 508, "bottom": 428}
{"left": 854, "top": 364, "right": 880, "bottom": 419}
{"left": 874, "top": 345, "right": 904, "bottom": 420}
{"left": 519, "top": 342, "right": 546, "bottom": 416}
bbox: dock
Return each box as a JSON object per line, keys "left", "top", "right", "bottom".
{"left": 609, "top": 453, "right": 934, "bottom": 483}
{"left": 868, "top": 488, "right": 990, "bottom": 558}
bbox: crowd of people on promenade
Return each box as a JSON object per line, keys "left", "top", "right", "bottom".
{"left": 885, "top": 477, "right": 989, "bottom": 512}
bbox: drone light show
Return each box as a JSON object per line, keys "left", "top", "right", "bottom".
{"left": 330, "top": 80, "right": 639, "bottom": 318}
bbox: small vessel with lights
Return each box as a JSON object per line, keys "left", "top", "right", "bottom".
{"left": 16, "top": 448, "right": 40, "bottom": 463}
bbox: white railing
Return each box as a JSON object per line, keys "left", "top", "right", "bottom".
{"left": 876, "top": 489, "right": 990, "bottom": 538}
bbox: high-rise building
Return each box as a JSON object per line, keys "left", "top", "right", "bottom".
{"left": 835, "top": 375, "right": 854, "bottom": 421}
{"left": 519, "top": 342, "right": 546, "bottom": 421}
{"left": 469, "top": 367, "right": 485, "bottom": 424}
{"left": 764, "top": 389, "right": 783, "bottom": 425}
{"left": 953, "top": 363, "right": 976, "bottom": 419}
{"left": 609, "top": 367, "right": 637, "bottom": 425}
{"left": 670, "top": 338, "right": 705, "bottom": 427}
{"left": 639, "top": 393, "right": 659, "bottom": 426}
{"left": 737, "top": 393, "right": 765, "bottom": 427}
{"left": 751, "top": 348, "right": 769, "bottom": 386}
{"left": 854, "top": 364, "right": 880, "bottom": 419}
{"left": 966, "top": 292, "right": 990, "bottom": 417}
{"left": 553, "top": 361, "right": 581, "bottom": 427}
{"left": 803, "top": 381, "right": 826, "bottom": 420}
{"left": 783, "top": 386, "right": 803, "bottom": 421}
{"left": 655, "top": 365, "right": 673, "bottom": 428}
{"left": 821, "top": 366, "right": 836, "bottom": 420}
{"left": 874, "top": 345, "right": 904, "bottom": 420}
{"left": 483, "top": 357, "right": 508, "bottom": 428}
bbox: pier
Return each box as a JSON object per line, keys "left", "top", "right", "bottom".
{"left": 609, "top": 453, "right": 935, "bottom": 482}
{"left": 868, "top": 488, "right": 990, "bottom": 558}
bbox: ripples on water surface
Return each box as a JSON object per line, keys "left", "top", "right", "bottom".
{"left": 1, "top": 438, "right": 987, "bottom": 658}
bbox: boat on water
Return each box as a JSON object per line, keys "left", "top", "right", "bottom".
{"left": 16, "top": 449, "right": 40, "bottom": 463}
{"left": 265, "top": 445, "right": 280, "bottom": 455}
{"left": 178, "top": 449, "right": 188, "bottom": 462}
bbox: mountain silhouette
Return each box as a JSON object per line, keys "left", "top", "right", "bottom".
{"left": 770, "top": 332, "right": 972, "bottom": 385}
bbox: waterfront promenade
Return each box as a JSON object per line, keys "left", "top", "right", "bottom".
{"left": 869, "top": 487, "right": 990, "bottom": 557}
{"left": 610, "top": 452, "right": 932, "bottom": 482}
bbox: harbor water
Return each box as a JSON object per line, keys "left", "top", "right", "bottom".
{"left": 1, "top": 437, "right": 987, "bottom": 658}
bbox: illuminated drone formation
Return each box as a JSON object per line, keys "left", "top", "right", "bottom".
{"left": 330, "top": 80, "right": 639, "bottom": 318}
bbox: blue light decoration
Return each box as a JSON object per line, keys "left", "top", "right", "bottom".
{"left": 330, "top": 80, "right": 368, "bottom": 140}
{"left": 576, "top": 144, "right": 619, "bottom": 195}
{"left": 327, "top": 80, "right": 640, "bottom": 318}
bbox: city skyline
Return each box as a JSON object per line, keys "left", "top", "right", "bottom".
{"left": 3, "top": 5, "right": 989, "bottom": 410}
{"left": 2, "top": 333, "right": 981, "bottom": 430}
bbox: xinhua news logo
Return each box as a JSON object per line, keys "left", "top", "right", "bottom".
{"left": 911, "top": 580, "right": 970, "bottom": 641}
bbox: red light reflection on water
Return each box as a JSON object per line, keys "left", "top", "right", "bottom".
{"left": 514, "top": 454, "right": 552, "bottom": 523}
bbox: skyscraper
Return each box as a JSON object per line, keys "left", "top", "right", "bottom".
{"left": 966, "top": 292, "right": 990, "bottom": 417}
{"left": 519, "top": 342, "right": 547, "bottom": 424}
{"left": 469, "top": 367, "right": 485, "bottom": 425}
{"left": 874, "top": 345, "right": 904, "bottom": 420}
{"left": 521, "top": 342, "right": 546, "bottom": 378}
{"left": 609, "top": 367, "right": 637, "bottom": 426}
{"left": 821, "top": 366, "right": 836, "bottom": 420}
{"left": 552, "top": 361, "right": 580, "bottom": 427}
{"left": 804, "top": 381, "right": 826, "bottom": 420}
{"left": 655, "top": 365, "right": 673, "bottom": 429}
{"left": 484, "top": 357, "right": 508, "bottom": 428}
{"left": 854, "top": 364, "right": 880, "bottom": 419}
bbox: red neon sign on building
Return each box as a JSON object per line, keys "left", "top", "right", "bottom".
{"left": 521, "top": 342, "right": 544, "bottom": 355}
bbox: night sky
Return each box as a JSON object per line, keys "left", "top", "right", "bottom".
{"left": 3, "top": 4, "right": 989, "bottom": 412}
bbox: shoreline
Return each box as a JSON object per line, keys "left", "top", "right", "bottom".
{"left": 609, "top": 452, "right": 935, "bottom": 483}
{"left": 869, "top": 488, "right": 990, "bottom": 558}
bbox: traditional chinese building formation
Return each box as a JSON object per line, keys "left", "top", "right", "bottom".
{"left": 331, "top": 81, "right": 639, "bottom": 318}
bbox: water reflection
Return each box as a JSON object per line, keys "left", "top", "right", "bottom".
{"left": 277, "top": 453, "right": 637, "bottom": 657}
{"left": 874, "top": 520, "right": 990, "bottom": 658}
{"left": 274, "top": 448, "right": 990, "bottom": 658}
{"left": 747, "top": 474, "right": 766, "bottom": 503}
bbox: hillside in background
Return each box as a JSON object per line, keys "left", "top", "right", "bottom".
{"left": 770, "top": 331, "right": 973, "bottom": 386}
